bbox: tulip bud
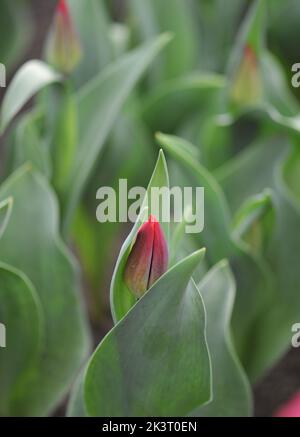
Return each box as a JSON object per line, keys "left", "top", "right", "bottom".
{"left": 46, "top": 0, "right": 81, "bottom": 74}
{"left": 231, "top": 44, "right": 262, "bottom": 107}
{"left": 274, "top": 391, "right": 300, "bottom": 417}
{"left": 124, "top": 215, "right": 168, "bottom": 298}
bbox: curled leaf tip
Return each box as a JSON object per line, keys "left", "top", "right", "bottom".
{"left": 124, "top": 215, "right": 168, "bottom": 298}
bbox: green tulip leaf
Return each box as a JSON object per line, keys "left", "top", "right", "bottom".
{"left": 232, "top": 190, "right": 275, "bottom": 258}
{"left": 0, "top": 197, "right": 13, "bottom": 239}
{"left": 0, "top": 60, "right": 61, "bottom": 133}
{"left": 128, "top": 0, "right": 199, "bottom": 81}
{"left": 69, "top": 0, "right": 113, "bottom": 87}
{"left": 192, "top": 261, "right": 252, "bottom": 417}
{"left": 110, "top": 150, "right": 169, "bottom": 323}
{"left": 10, "top": 109, "right": 51, "bottom": 177}
{"left": 156, "top": 132, "right": 274, "bottom": 381}
{"left": 0, "top": 263, "right": 43, "bottom": 416}
{"left": 216, "top": 134, "right": 300, "bottom": 379}
{"left": 0, "top": 165, "right": 90, "bottom": 416}
{"left": 156, "top": 132, "right": 233, "bottom": 259}
{"left": 66, "top": 371, "right": 87, "bottom": 417}
{"left": 142, "top": 73, "right": 226, "bottom": 132}
{"left": 196, "top": 0, "right": 247, "bottom": 71}
{"left": 83, "top": 248, "right": 210, "bottom": 416}
{"left": 62, "top": 34, "right": 171, "bottom": 232}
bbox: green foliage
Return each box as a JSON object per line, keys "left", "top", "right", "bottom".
{"left": 193, "top": 261, "right": 252, "bottom": 417}
{"left": 1, "top": 0, "right": 300, "bottom": 417}
{"left": 0, "top": 61, "right": 62, "bottom": 133}
{"left": 0, "top": 166, "right": 90, "bottom": 415}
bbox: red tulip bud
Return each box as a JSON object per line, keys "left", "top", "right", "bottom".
{"left": 231, "top": 44, "right": 262, "bottom": 106}
{"left": 46, "top": 0, "right": 81, "bottom": 74}
{"left": 274, "top": 391, "right": 300, "bottom": 417}
{"left": 124, "top": 215, "right": 168, "bottom": 298}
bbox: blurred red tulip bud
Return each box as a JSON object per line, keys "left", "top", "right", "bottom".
{"left": 231, "top": 44, "right": 262, "bottom": 107}
{"left": 274, "top": 391, "right": 300, "bottom": 417}
{"left": 124, "top": 215, "right": 168, "bottom": 298}
{"left": 46, "top": 0, "right": 81, "bottom": 74}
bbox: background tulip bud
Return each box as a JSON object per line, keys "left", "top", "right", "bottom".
{"left": 231, "top": 44, "right": 262, "bottom": 107}
{"left": 124, "top": 215, "right": 168, "bottom": 298}
{"left": 46, "top": 0, "right": 82, "bottom": 74}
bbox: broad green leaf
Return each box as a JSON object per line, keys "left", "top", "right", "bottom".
{"left": 110, "top": 150, "right": 169, "bottom": 323}
{"left": 261, "top": 53, "right": 299, "bottom": 117}
{"left": 69, "top": 0, "right": 113, "bottom": 87}
{"left": 232, "top": 192, "right": 272, "bottom": 235}
{"left": 216, "top": 135, "right": 300, "bottom": 379}
{"left": 128, "top": 0, "right": 199, "bottom": 81}
{"left": 199, "top": 113, "right": 233, "bottom": 171}
{"left": 109, "top": 23, "right": 131, "bottom": 58}
{"left": 142, "top": 73, "right": 226, "bottom": 132}
{"left": 0, "top": 198, "right": 13, "bottom": 239}
{"left": 11, "top": 109, "right": 51, "bottom": 177}
{"left": 0, "top": 263, "right": 43, "bottom": 416}
{"left": 84, "top": 249, "right": 210, "bottom": 417}
{"left": 0, "top": 165, "right": 90, "bottom": 416}
{"left": 169, "top": 204, "right": 195, "bottom": 266}
{"left": 232, "top": 191, "right": 275, "bottom": 258}
{"left": 156, "top": 133, "right": 273, "bottom": 381}
{"left": 196, "top": 0, "right": 246, "bottom": 71}
{"left": 66, "top": 371, "right": 87, "bottom": 417}
{"left": 216, "top": 136, "right": 283, "bottom": 214}
{"left": 156, "top": 132, "right": 233, "bottom": 258}
{"left": 284, "top": 147, "right": 300, "bottom": 203}
{"left": 192, "top": 261, "right": 252, "bottom": 417}
{"left": 62, "top": 34, "right": 171, "bottom": 232}
{"left": 0, "top": 60, "right": 61, "bottom": 133}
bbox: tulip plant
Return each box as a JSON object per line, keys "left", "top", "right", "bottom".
{"left": 0, "top": 0, "right": 300, "bottom": 417}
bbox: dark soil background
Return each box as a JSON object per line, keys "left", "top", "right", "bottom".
{"left": 0, "top": 0, "right": 300, "bottom": 418}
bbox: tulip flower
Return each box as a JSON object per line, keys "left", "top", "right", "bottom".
{"left": 124, "top": 215, "right": 168, "bottom": 298}
{"left": 274, "top": 391, "right": 300, "bottom": 417}
{"left": 231, "top": 44, "right": 262, "bottom": 107}
{"left": 46, "top": 0, "right": 81, "bottom": 74}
